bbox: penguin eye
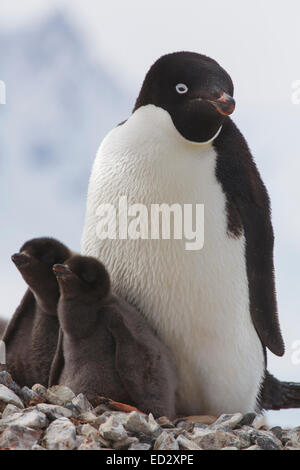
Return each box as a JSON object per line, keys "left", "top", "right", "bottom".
{"left": 175, "top": 83, "right": 188, "bottom": 94}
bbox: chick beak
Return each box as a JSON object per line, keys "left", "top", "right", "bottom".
{"left": 52, "top": 264, "right": 74, "bottom": 277}
{"left": 11, "top": 252, "right": 30, "bottom": 267}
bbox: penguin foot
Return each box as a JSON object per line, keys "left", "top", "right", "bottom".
{"left": 174, "top": 415, "right": 217, "bottom": 425}
{"left": 92, "top": 395, "right": 145, "bottom": 414}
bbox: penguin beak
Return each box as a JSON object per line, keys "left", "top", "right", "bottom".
{"left": 207, "top": 92, "right": 235, "bottom": 116}
{"left": 52, "top": 264, "right": 75, "bottom": 278}
{"left": 11, "top": 252, "right": 31, "bottom": 267}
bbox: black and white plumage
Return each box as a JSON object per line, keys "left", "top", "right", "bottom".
{"left": 81, "top": 51, "right": 284, "bottom": 416}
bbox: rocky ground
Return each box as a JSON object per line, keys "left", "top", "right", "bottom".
{"left": 0, "top": 370, "right": 299, "bottom": 450}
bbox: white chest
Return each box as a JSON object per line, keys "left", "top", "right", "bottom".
{"left": 82, "top": 105, "right": 264, "bottom": 415}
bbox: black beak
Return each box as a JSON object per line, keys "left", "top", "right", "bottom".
{"left": 11, "top": 252, "right": 30, "bottom": 267}
{"left": 208, "top": 92, "right": 235, "bottom": 116}
{"left": 52, "top": 264, "right": 75, "bottom": 277}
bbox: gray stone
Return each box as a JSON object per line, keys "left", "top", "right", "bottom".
{"left": 0, "top": 384, "right": 24, "bottom": 411}
{"left": 2, "top": 404, "right": 20, "bottom": 419}
{"left": 125, "top": 411, "right": 160, "bottom": 436}
{"left": 250, "top": 429, "right": 282, "bottom": 449}
{"left": 0, "top": 425, "right": 42, "bottom": 450}
{"left": 72, "top": 394, "right": 92, "bottom": 413}
{"left": 77, "top": 437, "right": 103, "bottom": 450}
{"left": 78, "top": 411, "right": 98, "bottom": 423}
{"left": 31, "top": 444, "right": 45, "bottom": 450}
{"left": 232, "top": 429, "right": 252, "bottom": 449}
{"left": 77, "top": 423, "right": 99, "bottom": 438}
{"left": 0, "top": 408, "right": 48, "bottom": 431}
{"left": 32, "top": 384, "right": 64, "bottom": 406}
{"left": 99, "top": 414, "right": 128, "bottom": 441}
{"left": 256, "top": 435, "right": 281, "bottom": 450}
{"left": 213, "top": 413, "right": 243, "bottom": 429}
{"left": 43, "top": 417, "right": 77, "bottom": 450}
{"left": 154, "top": 430, "right": 179, "bottom": 450}
{"left": 246, "top": 445, "right": 264, "bottom": 450}
{"left": 221, "top": 446, "right": 239, "bottom": 450}
{"left": 129, "top": 442, "right": 152, "bottom": 450}
{"left": 36, "top": 403, "right": 73, "bottom": 420}
{"left": 177, "top": 434, "right": 202, "bottom": 450}
{"left": 239, "top": 413, "right": 257, "bottom": 427}
{"left": 96, "top": 411, "right": 128, "bottom": 427}
{"left": 270, "top": 426, "right": 283, "bottom": 441}
{"left": 157, "top": 416, "right": 175, "bottom": 428}
{"left": 190, "top": 428, "right": 238, "bottom": 450}
{"left": 48, "top": 385, "right": 75, "bottom": 405}
{"left": 77, "top": 424, "right": 110, "bottom": 448}
{"left": 20, "top": 387, "right": 43, "bottom": 406}
{"left": 112, "top": 436, "right": 139, "bottom": 450}
{"left": 0, "top": 371, "right": 21, "bottom": 395}
{"left": 284, "top": 429, "right": 300, "bottom": 449}
{"left": 64, "top": 402, "right": 81, "bottom": 418}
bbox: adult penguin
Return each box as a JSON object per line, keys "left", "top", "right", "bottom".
{"left": 82, "top": 52, "right": 284, "bottom": 416}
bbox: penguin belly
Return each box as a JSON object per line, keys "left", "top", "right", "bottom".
{"left": 82, "top": 105, "right": 265, "bottom": 416}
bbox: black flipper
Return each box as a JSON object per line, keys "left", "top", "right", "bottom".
{"left": 214, "top": 119, "right": 285, "bottom": 356}
{"left": 261, "top": 370, "right": 300, "bottom": 410}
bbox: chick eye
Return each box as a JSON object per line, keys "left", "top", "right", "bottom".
{"left": 175, "top": 83, "right": 188, "bottom": 94}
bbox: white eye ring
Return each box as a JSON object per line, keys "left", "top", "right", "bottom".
{"left": 175, "top": 83, "right": 188, "bottom": 94}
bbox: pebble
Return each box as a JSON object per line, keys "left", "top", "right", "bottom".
{"left": 32, "top": 384, "right": 64, "bottom": 406}
{"left": 0, "top": 408, "right": 48, "bottom": 431}
{"left": 31, "top": 444, "right": 45, "bottom": 450}
{"left": 112, "top": 436, "right": 139, "bottom": 450}
{"left": 20, "top": 387, "right": 43, "bottom": 407}
{"left": 48, "top": 385, "right": 75, "bottom": 405}
{"left": 77, "top": 436, "right": 103, "bottom": 450}
{"left": 0, "top": 425, "right": 42, "bottom": 450}
{"left": 99, "top": 414, "right": 128, "bottom": 442}
{"left": 0, "top": 384, "right": 24, "bottom": 411}
{"left": 0, "top": 369, "right": 300, "bottom": 451}
{"left": 177, "top": 434, "right": 202, "bottom": 450}
{"left": 2, "top": 404, "right": 21, "bottom": 419}
{"left": 125, "top": 411, "right": 160, "bottom": 436}
{"left": 190, "top": 428, "right": 239, "bottom": 450}
{"left": 213, "top": 413, "right": 243, "bottom": 429}
{"left": 72, "top": 394, "right": 93, "bottom": 413}
{"left": 129, "top": 442, "right": 152, "bottom": 450}
{"left": 154, "top": 430, "right": 179, "bottom": 450}
{"left": 36, "top": 403, "right": 73, "bottom": 420}
{"left": 283, "top": 428, "right": 300, "bottom": 449}
{"left": 43, "top": 417, "right": 77, "bottom": 450}
{"left": 0, "top": 371, "right": 21, "bottom": 395}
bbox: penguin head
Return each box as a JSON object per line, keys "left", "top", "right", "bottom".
{"left": 11, "top": 237, "right": 70, "bottom": 286}
{"left": 133, "top": 51, "right": 235, "bottom": 143}
{"left": 53, "top": 255, "right": 111, "bottom": 302}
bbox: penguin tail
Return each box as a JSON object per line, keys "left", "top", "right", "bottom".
{"left": 261, "top": 371, "right": 300, "bottom": 410}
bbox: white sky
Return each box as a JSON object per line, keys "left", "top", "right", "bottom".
{"left": 0, "top": 0, "right": 300, "bottom": 101}
{"left": 0, "top": 0, "right": 300, "bottom": 426}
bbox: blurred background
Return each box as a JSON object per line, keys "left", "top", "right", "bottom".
{"left": 0, "top": 0, "right": 299, "bottom": 426}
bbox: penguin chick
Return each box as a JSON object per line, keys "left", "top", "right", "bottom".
{"left": 50, "top": 255, "right": 178, "bottom": 419}
{"left": 3, "top": 237, "right": 71, "bottom": 387}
